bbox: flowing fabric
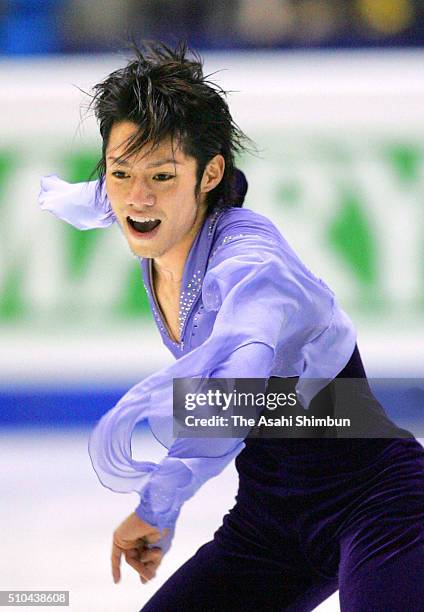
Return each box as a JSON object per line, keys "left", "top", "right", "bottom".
{"left": 38, "top": 173, "right": 357, "bottom": 547}
{"left": 39, "top": 175, "right": 116, "bottom": 229}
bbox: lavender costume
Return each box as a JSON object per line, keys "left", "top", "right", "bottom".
{"left": 39, "top": 172, "right": 424, "bottom": 611}
{"left": 39, "top": 172, "right": 356, "bottom": 527}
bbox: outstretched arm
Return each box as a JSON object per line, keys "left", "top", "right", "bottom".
{"left": 88, "top": 233, "right": 356, "bottom": 564}
{"left": 38, "top": 178, "right": 355, "bottom": 578}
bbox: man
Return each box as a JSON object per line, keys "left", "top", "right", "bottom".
{"left": 40, "top": 42, "right": 424, "bottom": 611}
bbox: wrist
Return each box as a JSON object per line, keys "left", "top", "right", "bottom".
{"left": 135, "top": 501, "right": 180, "bottom": 532}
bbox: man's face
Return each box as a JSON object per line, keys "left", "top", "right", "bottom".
{"left": 105, "top": 121, "right": 207, "bottom": 260}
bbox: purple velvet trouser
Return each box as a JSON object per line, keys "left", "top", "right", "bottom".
{"left": 140, "top": 347, "right": 424, "bottom": 611}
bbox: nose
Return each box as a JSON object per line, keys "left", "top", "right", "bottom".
{"left": 126, "top": 179, "right": 155, "bottom": 210}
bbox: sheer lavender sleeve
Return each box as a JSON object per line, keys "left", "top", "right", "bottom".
{"left": 39, "top": 176, "right": 116, "bottom": 229}
{"left": 87, "top": 233, "right": 356, "bottom": 545}
{"left": 37, "top": 175, "right": 356, "bottom": 549}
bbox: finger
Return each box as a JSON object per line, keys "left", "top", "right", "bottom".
{"left": 139, "top": 547, "right": 163, "bottom": 563}
{"left": 144, "top": 559, "right": 160, "bottom": 573}
{"left": 142, "top": 561, "right": 158, "bottom": 579}
{"left": 139, "top": 559, "right": 157, "bottom": 580}
{"left": 125, "top": 548, "right": 140, "bottom": 561}
{"left": 124, "top": 551, "right": 155, "bottom": 581}
{"left": 111, "top": 543, "right": 122, "bottom": 584}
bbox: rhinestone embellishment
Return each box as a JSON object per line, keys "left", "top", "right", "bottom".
{"left": 146, "top": 209, "right": 224, "bottom": 351}
{"left": 210, "top": 233, "right": 258, "bottom": 259}
{"left": 207, "top": 208, "right": 221, "bottom": 236}
{"left": 178, "top": 269, "right": 203, "bottom": 340}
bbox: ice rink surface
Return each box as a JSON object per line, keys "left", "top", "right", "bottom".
{"left": 7, "top": 428, "right": 420, "bottom": 612}
{"left": 0, "top": 428, "right": 347, "bottom": 612}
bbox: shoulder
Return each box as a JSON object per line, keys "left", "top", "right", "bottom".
{"left": 207, "top": 206, "right": 335, "bottom": 297}
{"left": 212, "top": 206, "right": 283, "bottom": 248}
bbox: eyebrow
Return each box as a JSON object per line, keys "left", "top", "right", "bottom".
{"left": 107, "top": 156, "right": 182, "bottom": 168}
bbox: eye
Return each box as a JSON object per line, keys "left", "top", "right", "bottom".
{"left": 111, "top": 171, "right": 129, "bottom": 179}
{"left": 153, "top": 173, "right": 174, "bottom": 182}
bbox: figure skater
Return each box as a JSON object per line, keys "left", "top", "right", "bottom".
{"left": 39, "top": 42, "right": 424, "bottom": 611}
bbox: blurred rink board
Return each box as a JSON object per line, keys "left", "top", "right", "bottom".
{"left": 0, "top": 50, "right": 424, "bottom": 426}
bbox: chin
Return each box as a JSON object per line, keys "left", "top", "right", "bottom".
{"left": 129, "top": 245, "right": 153, "bottom": 258}
{"left": 128, "top": 241, "right": 159, "bottom": 259}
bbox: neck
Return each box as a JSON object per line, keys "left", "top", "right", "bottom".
{"left": 153, "top": 206, "right": 207, "bottom": 284}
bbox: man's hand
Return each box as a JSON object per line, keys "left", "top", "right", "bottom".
{"left": 111, "top": 512, "right": 169, "bottom": 584}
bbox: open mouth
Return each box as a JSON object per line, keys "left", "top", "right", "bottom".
{"left": 126, "top": 216, "right": 161, "bottom": 235}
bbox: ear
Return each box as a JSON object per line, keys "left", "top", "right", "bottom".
{"left": 200, "top": 155, "right": 225, "bottom": 194}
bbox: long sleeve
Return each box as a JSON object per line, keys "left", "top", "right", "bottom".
{"left": 39, "top": 175, "right": 116, "bottom": 229}
{"left": 133, "top": 341, "right": 274, "bottom": 530}
{"left": 38, "top": 175, "right": 356, "bottom": 545}
{"left": 87, "top": 232, "right": 356, "bottom": 536}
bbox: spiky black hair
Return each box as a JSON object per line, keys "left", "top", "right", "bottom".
{"left": 90, "top": 40, "right": 253, "bottom": 212}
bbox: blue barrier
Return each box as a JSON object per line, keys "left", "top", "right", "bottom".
{"left": 0, "top": 387, "right": 127, "bottom": 427}
{"left": 0, "top": 381, "right": 423, "bottom": 430}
